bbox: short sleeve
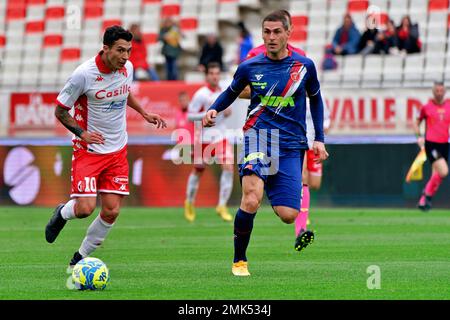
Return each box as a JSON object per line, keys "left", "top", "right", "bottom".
{"left": 305, "top": 60, "right": 320, "bottom": 97}
{"left": 418, "top": 105, "right": 427, "bottom": 121}
{"left": 56, "top": 68, "right": 86, "bottom": 110}
{"left": 229, "top": 63, "right": 249, "bottom": 94}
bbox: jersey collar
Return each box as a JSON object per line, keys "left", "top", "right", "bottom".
{"left": 96, "top": 51, "right": 113, "bottom": 74}
{"left": 95, "top": 51, "right": 128, "bottom": 76}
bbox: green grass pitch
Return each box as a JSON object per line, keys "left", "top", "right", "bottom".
{"left": 0, "top": 206, "right": 449, "bottom": 300}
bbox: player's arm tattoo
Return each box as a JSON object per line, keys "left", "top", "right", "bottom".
{"left": 55, "top": 106, "right": 84, "bottom": 138}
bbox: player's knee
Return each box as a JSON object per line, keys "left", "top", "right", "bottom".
{"left": 100, "top": 207, "right": 120, "bottom": 224}
{"left": 75, "top": 202, "right": 96, "bottom": 218}
{"left": 276, "top": 208, "right": 297, "bottom": 224}
{"left": 309, "top": 181, "right": 321, "bottom": 190}
{"left": 241, "top": 193, "right": 261, "bottom": 213}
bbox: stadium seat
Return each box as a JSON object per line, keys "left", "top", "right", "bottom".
{"left": 181, "top": 0, "right": 198, "bottom": 17}
{"left": 423, "top": 55, "right": 445, "bottom": 85}
{"left": 84, "top": 2, "right": 104, "bottom": 19}
{"left": 382, "top": 55, "right": 404, "bottom": 88}
{"left": 428, "top": 0, "right": 449, "bottom": 11}
{"left": 218, "top": 1, "right": 239, "bottom": 22}
{"left": 25, "top": 20, "right": 45, "bottom": 33}
{"left": 361, "top": 55, "right": 383, "bottom": 88}
{"left": 403, "top": 54, "right": 425, "bottom": 86}
{"left": 370, "top": 0, "right": 388, "bottom": 12}
{"left": 60, "top": 48, "right": 81, "bottom": 62}
{"left": 43, "top": 34, "right": 63, "bottom": 47}
{"left": 102, "top": 19, "right": 122, "bottom": 31}
{"left": 347, "top": 0, "right": 369, "bottom": 12}
{"left": 444, "top": 56, "right": 450, "bottom": 82}
{"left": 27, "top": 4, "right": 46, "bottom": 21}
{"left": 342, "top": 55, "right": 363, "bottom": 87}
{"left": 161, "top": 4, "right": 181, "bottom": 17}
{"left": 239, "top": 0, "right": 260, "bottom": 9}
{"left": 6, "top": 3, "right": 26, "bottom": 21}
{"left": 45, "top": 6, "right": 65, "bottom": 20}
{"left": 289, "top": 0, "right": 307, "bottom": 15}
{"left": 309, "top": 0, "right": 327, "bottom": 17}
{"left": 180, "top": 18, "right": 198, "bottom": 31}
{"left": 409, "top": 0, "right": 428, "bottom": 15}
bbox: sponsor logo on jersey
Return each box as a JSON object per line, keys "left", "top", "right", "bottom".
{"left": 113, "top": 176, "right": 129, "bottom": 184}
{"left": 258, "top": 95, "right": 295, "bottom": 107}
{"left": 251, "top": 81, "right": 267, "bottom": 89}
{"left": 95, "top": 84, "right": 131, "bottom": 99}
{"left": 103, "top": 99, "right": 126, "bottom": 112}
{"left": 95, "top": 75, "right": 104, "bottom": 82}
{"left": 255, "top": 74, "right": 264, "bottom": 80}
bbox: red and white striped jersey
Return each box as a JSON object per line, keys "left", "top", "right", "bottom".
{"left": 56, "top": 51, "right": 134, "bottom": 154}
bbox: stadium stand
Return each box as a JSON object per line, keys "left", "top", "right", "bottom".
{"left": 0, "top": 0, "right": 450, "bottom": 89}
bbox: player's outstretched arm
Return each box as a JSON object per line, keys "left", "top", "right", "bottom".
{"left": 55, "top": 106, "right": 104, "bottom": 144}
{"left": 127, "top": 92, "right": 167, "bottom": 129}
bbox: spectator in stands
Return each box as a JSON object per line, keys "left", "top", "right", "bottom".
{"left": 357, "top": 21, "right": 379, "bottom": 55}
{"left": 198, "top": 33, "right": 224, "bottom": 72}
{"left": 396, "top": 15, "right": 421, "bottom": 54}
{"left": 373, "top": 19, "right": 399, "bottom": 54}
{"left": 129, "top": 23, "right": 159, "bottom": 81}
{"left": 331, "top": 13, "right": 361, "bottom": 55}
{"left": 237, "top": 21, "right": 253, "bottom": 63}
{"left": 159, "top": 17, "right": 182, "bottom": 80}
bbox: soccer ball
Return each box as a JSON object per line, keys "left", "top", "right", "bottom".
{"left": 72, "top": 257, "right": 110, "bottom": 290}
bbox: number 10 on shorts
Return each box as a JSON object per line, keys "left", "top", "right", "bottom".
{"left": 78, "top": 177, "right": 97, "bottom": 193}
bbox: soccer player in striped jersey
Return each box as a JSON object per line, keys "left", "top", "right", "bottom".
{"left": 45, "top": 26, "right": 166, "bottom": 272}
{"left": 413, "top": 81, "right": 450, "bottom": 211}
{"left": 239, "top": 9, "right": 324, "bottom": 253}
{"left": 203, "top": 11, "right": 328, "bottom": 276}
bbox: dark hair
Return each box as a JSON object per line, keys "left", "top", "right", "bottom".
{"left": 277, "top": 9, "right": 292, "bottom": 26}
{"left": 434, "top": 81, "right": 445, "bottom": 87}
{"left": 205, "top": 62, "right": 221, "bottom": 74}
{"left": 262, "top": 11, "right": 290, "bottom": 30}
{"left": 103, "top": 25, "right": 133, "bottom": 47}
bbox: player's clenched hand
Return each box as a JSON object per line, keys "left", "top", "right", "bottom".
{"left": 312, "top": 141, "right": 329, "bottom": 163}
{"left": 203, "top": 110, "right": 217, "bottom": 127}
{"left": 80, "top": 131, "right": 105, "bottom": 144}
{"left": 143, "top": 113, "right": 167, "bottom": 129}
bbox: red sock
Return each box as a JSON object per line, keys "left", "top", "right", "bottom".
{"left": 295, "top": 184, "right": 310, "bottom": 236}
{"left": 424, "top": 173, "right": 443, "bottom": 197}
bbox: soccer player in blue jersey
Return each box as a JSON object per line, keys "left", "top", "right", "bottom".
{"left": 203, "top": 11, "right": 328, "bottom": 276}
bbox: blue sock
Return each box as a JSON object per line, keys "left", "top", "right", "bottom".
{"left": 233, "top": 208, "right": 256, "bottom": 263}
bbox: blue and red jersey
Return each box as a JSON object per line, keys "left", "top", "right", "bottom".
{"left": 221, "top": 50, "right": 322, "bottom": 150}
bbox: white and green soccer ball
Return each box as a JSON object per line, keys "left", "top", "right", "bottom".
{"left": 71, "top": 257, "right": 110, "bottom": 290}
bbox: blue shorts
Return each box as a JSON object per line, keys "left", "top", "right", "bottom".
{"left": 238, "top": 145, "right": 305, "bottom": 211}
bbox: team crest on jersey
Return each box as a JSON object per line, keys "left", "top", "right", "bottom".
{"left": 290, "top": 72, "right": 300, "bottom": 82}
{"left": 255, "top": 74, "right": 264, "bottom": 80}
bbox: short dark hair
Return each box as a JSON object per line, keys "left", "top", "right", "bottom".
{"left": 434, "top": 81, "right": 445, "bottom": 87}
{"left": 262, "top": 11, "right": 290, "bottom": 30}
{"left": 277, "top": 9, "right": 292, "bottom": 26}
{"left": 205, "top": 62, "right": 221, "bottom": 74}
{"left": 103, "top": 25, "right": 133, "bottom": 47}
